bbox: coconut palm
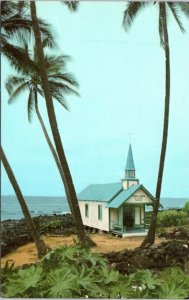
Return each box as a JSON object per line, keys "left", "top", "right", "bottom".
{"left": 30, "top": 1, "right": 89, "bottom": 246}
{"left": 1, "top": 1, "right": 55, "bottom": 257}
{"left": 123, "top": 2, "right": 189, "bottom": 246}
{"left": 6, "top": 45, "right": 79, "bottom": 216}
{"left": 1, "top": 146, "right": 50, "bottom": 258}
{"left": 1, "top": 1, "right": 55, "bottom": 71}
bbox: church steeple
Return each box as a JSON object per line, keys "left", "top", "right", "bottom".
{"left": 125, "top": 144, "right": 135, "bottom": 179}
{"left": 122, "top": 144, "right": 139, "bottom": 190}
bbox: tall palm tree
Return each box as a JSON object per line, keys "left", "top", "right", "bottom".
{"left": 1, "top": 1, "right": 57, "bottom": 257}
{"left": 1, "top": 146, "right": 50, "bottom": 258}
{"left": 6, "top": 46, "right": 79, "bottom": 215}
{"left": 1, "top": 1, "right": 55, "bottom": 71}
{"left": 30, "top": 1, "right": 89, "bottom": 247}
{"left": 123, "top": 2, "right": 189, "bottom": 246}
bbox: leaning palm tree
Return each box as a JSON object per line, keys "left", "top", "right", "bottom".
{"left": 1, "top": 1, "right": 55, "bottom": 71}
{"left": 30, "top": 1, "right": 89, "bottom": 246}
{"left": 1, "top": 1, "right": 55, "bottom": 257}
{"left": 1, "top": 146, "right": 50, "bottom": 258}
{"left": 123, "top": 2, "right": 189, "bottom": 246}
{"left": 6, "top": 45, "right": 79, "bottom": 215}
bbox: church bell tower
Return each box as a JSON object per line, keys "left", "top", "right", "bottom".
{"left": 122, "top": 144, "right": 139, "bottom": 190}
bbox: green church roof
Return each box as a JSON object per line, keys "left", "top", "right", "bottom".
{"left": 107, "top": 184, "right": 155, "bottom": 208}
{"left": 78, "top": 182, "right": 122, "bottom": 202}
{"left": 125, "top": 144, "right": 135, "bottom": 171}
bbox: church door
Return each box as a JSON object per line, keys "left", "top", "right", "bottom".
{"left": 123, "top": 206, "right": 134, "bottom": 228}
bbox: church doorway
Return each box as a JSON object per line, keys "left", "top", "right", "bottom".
{"left": 123, "top": 206, "right": 134, "bottom": 228}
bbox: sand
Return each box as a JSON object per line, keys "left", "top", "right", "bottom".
{"left": 1, "top": 233, "right": 163, "bottom": 267}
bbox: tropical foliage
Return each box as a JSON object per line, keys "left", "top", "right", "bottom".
{"left": 1, "top": 1, "right": 54, "bottom": 70}
{"left": 157, "top": 210, "right": 187, "bottom": 227}
{"left": 5, "top": 45, "right": 79, "bottom": 122}
{"left": 183, "top": 201, "right": 189, "bottom": 215}
{"left": 2, "top": 244, "right": 189, "bottom": 298}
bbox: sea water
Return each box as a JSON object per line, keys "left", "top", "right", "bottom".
{"left": 1, "top": 196, "right": 188, "bottom": 221}
{"left": 1, "top": 195, "right": 70, "bottom": 221}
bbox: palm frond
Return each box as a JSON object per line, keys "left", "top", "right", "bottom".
{"left": 48, "top": 73, "right": 79, "bottom": 88}
{"left": 2, "top": 17, "right": 33, "bottom": 40}
{"left": 123, "top": 2, "right": 150, "bottom": 31}
{"left": 168, "top": 3, "right": 185, "bottom": 33}
{"left": 45, "top": 54, "right": 70, "bottom": 73}
{"left": 28, "top": 88, "right": 35, "bottom": 122}
{"left": 1, "top": 41, "right": 37, "bottom": 73}
{"left": 51, "top": 90, "right": 69, "bottom": 111}
{"left": 1, "top": 1, "right": 56, "bottom": 51}
{"left": 37, "top": 19, "right": 56, "bottom": 49}
{"left": 62, "top": 1, "right": 79, "bottom": 12}
{"left": 8, "top": 82, "right": 29, "bottom": 104}
{"left": 36, "top": 86, "right": 44, "bottom": 97}
{"left": 179, "top": 2, "right": 189, "bottom": 19}
{"left": 1, "top": 1, "right": 28, "bottom": 22}
{"left": 49, "top": 81, "right": 80, "bottom": 97}
{"left": 55, "top": 97, "right": 69, "bottom": 111}
{"left": 6, "top": 76, "right": 28, "bottom": 95}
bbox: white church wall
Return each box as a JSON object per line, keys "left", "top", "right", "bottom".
{"left": 78, "top": 201, "right": 109, "bottom": 231}
{"left": 110, "top": 208, "right": 119, "bottom": 229}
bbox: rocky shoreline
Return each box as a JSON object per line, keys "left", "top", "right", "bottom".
{"left": 1, "top": 214, "right": 76, "bottom": 257}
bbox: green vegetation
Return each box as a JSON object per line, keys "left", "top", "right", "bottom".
{"left": 2, "top": 244, "right": 189, "bottom": 298}
{"left": 157, "top": 210, "right": 188, "bottom": 227}
{"left": 183, "top": 201, "right": 189, "bottom": 215}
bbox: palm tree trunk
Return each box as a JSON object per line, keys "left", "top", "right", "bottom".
{"left": 0, "top": 146, "right": 50, "bottom": 258}
{"left": 141, "top": 3, "right": 170, "bottom": 247}
{"left": 30, "top": 2, "right": 88, "bottom": 246}
{"left": 34, "top": 91, "right": 74, "bottom": 214}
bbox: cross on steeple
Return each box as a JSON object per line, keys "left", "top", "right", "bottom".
{"left": 128, "top": 131, "right": 134, "bottom": 143}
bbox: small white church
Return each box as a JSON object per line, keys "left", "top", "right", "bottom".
{"left": 78, "top": 145, "right": 155, "bottom": 236}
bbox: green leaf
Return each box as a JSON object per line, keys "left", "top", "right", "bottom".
{"left": 2, "top": 265, "right": 42, "bottom": 297}
{"left": 100, "top": 267, "right": 119, "bottom": 284}
{"left": 44, "top": 268, "right": 78, "bottom": 298}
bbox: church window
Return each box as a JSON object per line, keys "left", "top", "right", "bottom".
{"left": 98, "top": 205, "right": 103, "bottom": 220}
{"left": 85, "top": 204, "right": 89, "bottom": 217}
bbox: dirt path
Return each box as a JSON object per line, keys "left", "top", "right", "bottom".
{"left": 1, "top": 234, "right": 163, "bottom": 267}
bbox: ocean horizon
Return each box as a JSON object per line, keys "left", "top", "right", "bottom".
{"left": 1, "top": 195, "right": 188, "bottom": 221}
{"left": 1, "top": 195, "right": 70, "bottom": 221}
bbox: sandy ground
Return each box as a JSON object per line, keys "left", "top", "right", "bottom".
{"left": 1, "top": 233, "right": 163, "bottom": 267}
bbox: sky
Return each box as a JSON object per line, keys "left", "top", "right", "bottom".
{"left": 1, "top": 1, "right": 189, "bottom": 198}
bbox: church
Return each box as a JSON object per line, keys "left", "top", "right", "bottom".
{"left": 78, "top": 144, "right": 155, "bottom": 237}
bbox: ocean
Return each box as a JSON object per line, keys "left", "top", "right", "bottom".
{"left": 1, "top": 196, "right": 188, "bottom": 221}
{"left": 1, "top": 195, "right": 70, "bottom": 221}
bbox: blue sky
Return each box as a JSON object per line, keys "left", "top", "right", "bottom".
{"left": 2, "top": 1, "right": 189, "bottom": 197}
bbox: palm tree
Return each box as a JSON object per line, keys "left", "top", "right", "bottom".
{"left": 1, "top": 1, "right": 55, "bottom": 71}
{"left": 1, "top": 1, "right": 55, "bottom": 257}
{"left": 1, "top": 146, "right": 50, "bottom": 258}
{"left": 30, "top": 1, "right": 89, "bottom": 247}
{"left": 6, "top": 46, "right": 79, "bottom": 215}
{"left": 123, "top": 2, "right": 189, "bottom": 246}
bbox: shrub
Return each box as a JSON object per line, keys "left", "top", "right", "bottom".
{"left": 2, "top": 244, "right": 189, "bottom": 298}
{"left": 183, "top": 201, "right": 189, "bottom": 215}
{"left": 157, "top": 210, "right": 187, "bottom": 227}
